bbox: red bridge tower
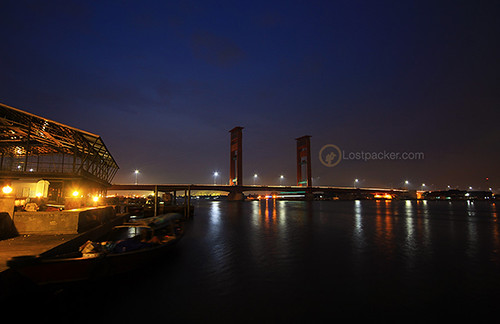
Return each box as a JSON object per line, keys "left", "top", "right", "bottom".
{"left": 296, "top": 135, "right": 312, "bottom": 187}
{"left": 229, "top": 127, "right": 243, "bottom": 186}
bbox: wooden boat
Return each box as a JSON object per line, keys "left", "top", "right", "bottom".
{"left": 7, "top": 213, "right": 185, "bottom": 285}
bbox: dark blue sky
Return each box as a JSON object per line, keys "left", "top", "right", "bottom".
{"left": 1, "top": 0, "right": 499, "bottom": 190}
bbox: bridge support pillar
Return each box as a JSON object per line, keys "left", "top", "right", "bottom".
{"left": 227, "top": 189, "right": 244, "bottom": 201}
{"left": 296, "top": 135, "right": 312, "bottom": 187}
{"left": 229, "top": 127, "right": 243, "bottom": 186}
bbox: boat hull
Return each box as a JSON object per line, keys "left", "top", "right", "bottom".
{"left": 8, "top": 238, "right": 181, "bottom": 285}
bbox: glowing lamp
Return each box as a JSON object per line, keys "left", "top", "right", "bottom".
{"left": 2, "top": 185, "right": 13, "bottom": 194}
{"left": 92, "top": 196, "right": 99, "bottom": 202}
{"left": 72, "top": 191, "right": 80, "bottom": 197}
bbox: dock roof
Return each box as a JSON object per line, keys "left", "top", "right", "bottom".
{"left": 0, "top": 102, "right": 119, "bottom": 185}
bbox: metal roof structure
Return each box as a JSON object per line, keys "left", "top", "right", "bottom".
{"left": 0, "top": 102, "right": 119, "bottom": 186}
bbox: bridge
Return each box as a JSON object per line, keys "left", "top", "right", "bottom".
{"left": 108, "top": 183, "right": 408, "bottom": 195}
{"left": 108, "top": 127, "right": 411, "bottom": 204}
{"left": 108, "top": 183, "right": 410, "bottom": 216}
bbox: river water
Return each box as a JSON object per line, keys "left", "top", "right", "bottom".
{"left": 41, "top": 200, "right": 500, "bottom": 322}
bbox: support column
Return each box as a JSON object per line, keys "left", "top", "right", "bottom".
{"left": 229, "top": 127, "right": 243, "bottom": 186}
{"left": 227, "top": 191, "right": 245, "bottom": 201}
{"left": 187, "top": 186, "right": 191, "bottom": 218}
{"left": 296, "top": 135, "right": 312, "bottom": 187}
{"left": 154, "top": 185, "right": 158, "bottom": 217}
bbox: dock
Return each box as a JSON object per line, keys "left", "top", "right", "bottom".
{"left": 0, "top": 234, "right": 77, "bottom": 272}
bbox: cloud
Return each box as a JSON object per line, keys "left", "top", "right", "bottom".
{"left": 190, "top": 31, "right": 245, "bottom": 67}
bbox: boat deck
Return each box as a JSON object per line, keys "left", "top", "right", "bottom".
{"left": 0, "top": 234, "right": 78, "bottom": 272}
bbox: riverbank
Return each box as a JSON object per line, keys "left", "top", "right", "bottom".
{"left": 0, "top": 234, "right": 78, "bottom": 272}
{"left": 0, "top": 213, "right": 127, "bottom": 302}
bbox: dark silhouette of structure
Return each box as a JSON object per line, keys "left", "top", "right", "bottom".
{"left": 228, "top": 127, "right": 244, "bottom": 200}
{"left": 296, "top": 135, "right": 312, "bottom": 187}
{"left": 229, "top": 127, "right": 243, "bottom": 186}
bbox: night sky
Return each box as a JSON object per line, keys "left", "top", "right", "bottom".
{"left": 1, "top": 0, "right": 499, "bottom": 191}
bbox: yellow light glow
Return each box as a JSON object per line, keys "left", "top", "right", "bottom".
{"left": 72, "top": 191, "right": 79, "bottom": 197}
{"left": 374, "top": 193, "right": 392, "bottom": 199}
{"left": 2, "top": 185, "right": 13, "bottom": 194}
{"left": 92, "top": 196, "right": 99, "bottom": 202}
{"left": 36, "top": 192, "right": 42, "bottom": 197}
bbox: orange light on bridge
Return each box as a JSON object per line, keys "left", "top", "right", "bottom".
{"left": 374, "top": 193, "right": 392, "bottom": 199}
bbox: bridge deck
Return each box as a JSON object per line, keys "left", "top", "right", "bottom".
{"left": 108, "top": 184, "right": 407, "bottom": 193}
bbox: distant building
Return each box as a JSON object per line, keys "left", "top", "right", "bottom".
{"left": 0, "top": 103, "right": 119, "bottom": 209}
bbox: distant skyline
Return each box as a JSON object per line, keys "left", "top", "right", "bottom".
{"left": 1, "top": 0, "right": 498, "bottom": 191}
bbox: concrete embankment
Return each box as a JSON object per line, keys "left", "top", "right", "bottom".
{"left": 0, "top": 207, "right": 127, "bottom": 301}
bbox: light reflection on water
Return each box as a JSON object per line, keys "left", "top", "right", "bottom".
{"left": 51, "top": 199, "right": 500, "bottom": 322}
{"left": 204, "top": 199, "right": 500, "bottom": 282}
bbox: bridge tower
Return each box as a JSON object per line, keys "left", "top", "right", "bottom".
{"left": 229, "top": 126, "right": 243, "bottom": 186}
{"left": 296, "top": 135, "right": 312, "bottom": 187}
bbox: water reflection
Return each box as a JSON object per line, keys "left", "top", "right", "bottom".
{"left": 467, "top": 200, "right": 476, "bottom": 217}
{"left": 210, "top": 201, "right": 221, "bottom": 224}
{"left": 209, "top": 200, "right": 500, "bottom": 284}
{"left": 465, "top": 201, "right": 478, "bottom": 259}
{"left": 354, "top": 200, "right": 362, "bottom": 234}
{"left": 200, "top": 200, "right": 500, "bottom": 309}
{"left": 405, "top": 201, "right": 415, "bottom": 260}
{"left": 208, "top": 201, "right": 222, "bottom": 239}
{"left": 368, "top": 199, "right": 437, "bottom": 267}
{"left": 492, "top": 203, "right": 499, "bottom": 258}
{"left": 352, "top": 200, "right": 365, "bottom": 251}
{"left": 374, "top": 200, "right": 396, "bottom": 258}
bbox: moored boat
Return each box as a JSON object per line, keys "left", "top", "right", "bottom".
{"left": 7, "top": 213, "right": 185, "bottom": 285}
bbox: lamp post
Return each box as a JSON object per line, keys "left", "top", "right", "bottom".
{"left": 280, "top": 175, "right": 284, "bottom": 186}
{"left": 134, "top": 170, "right": 140, "bottom": 185}
{"left": 254, "top": 174, "right": 258, "bottom": 185}
{"left": 354, "top": 178, "right": 359, "bottom": 188}
{"left": 213, "top": 171, "right": 219, "bottom": 185}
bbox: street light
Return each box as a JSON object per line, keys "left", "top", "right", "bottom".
{"left": 354, "top": 179, "right": 359, "bottom": 188}
{"left": 213, "top": 171, "right": 219, "bottom": 185}
{"left": 134, "top": 170, "right": 140, "bottom": 185}
{"left": 254, "top": 174, "right": 258, "bottom": 185}
{"left": 280, "top": 175, "right": 284, "bottom": 186}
